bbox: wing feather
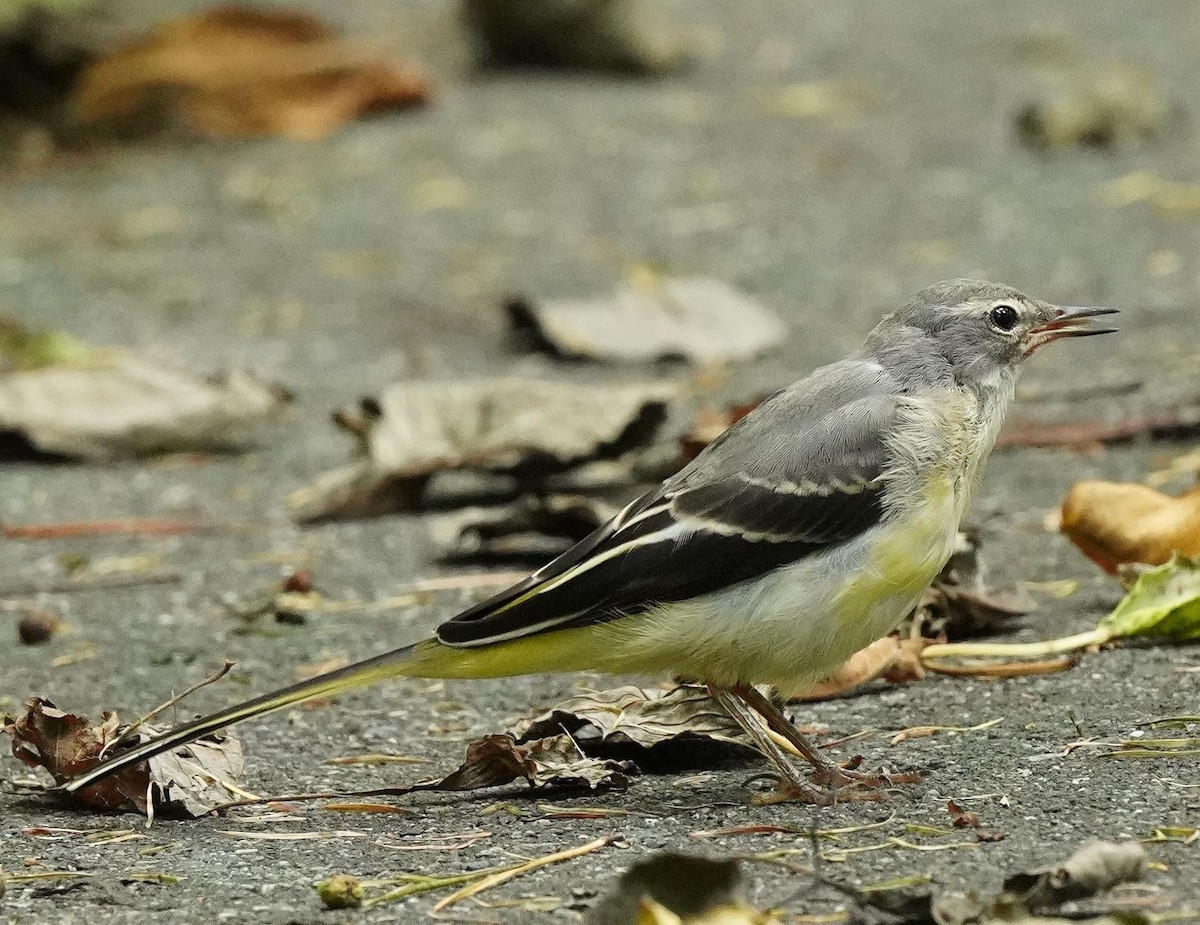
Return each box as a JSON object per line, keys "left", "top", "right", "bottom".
{"left": 436, "top": 370, "right": 898, "bottom": 648}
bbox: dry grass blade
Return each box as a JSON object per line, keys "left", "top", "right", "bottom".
{"left": 320, "top": 803, "right": 415, "bottom": 814}
{"left": 1099, "top": 737, "right": 1200, "bottom": 759}
{"left": 889, "top": 718, "right": 1003, "bottom": 745}
{"left": 217, "top": 829, "right": 369, "bottom": 840}
{"left": 101, "top": 661, "right": 235, "bottom": 758}
{"left": 324, "top": 753, "right": 426, "bottom": 766}
{"left": 431, "top": 836, "right": 612, "bottom": 911}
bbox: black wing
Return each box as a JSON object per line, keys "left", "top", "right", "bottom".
{"left": 437, "top": 372, "right": 898, "bottom": 647}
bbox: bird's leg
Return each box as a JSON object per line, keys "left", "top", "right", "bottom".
{"left": 706, "top": 684, "right": 831, "bottom": 805}
{"left": 732, "top": 683, "right": 919, "bottom": 794}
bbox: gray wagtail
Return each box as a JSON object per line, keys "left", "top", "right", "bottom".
{"left": 63, "top": 280, "right": 1116, "bottom": 803}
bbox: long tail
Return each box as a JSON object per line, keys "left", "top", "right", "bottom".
{"left": 62, "top": 640, "right": 429, "bottom": 797}
{"left": 62, "top": 618, "right": 612, "bottom": 797}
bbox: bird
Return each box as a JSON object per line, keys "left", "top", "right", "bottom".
{"left": 63, "top": 279, "right": 1117, "bottom": 804}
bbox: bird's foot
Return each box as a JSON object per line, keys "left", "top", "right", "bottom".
{"left": 750, "top": 759, "right": 920, "bottom": 806}
{"left": 812, "top": 755, "right": 922, "bottom": 791}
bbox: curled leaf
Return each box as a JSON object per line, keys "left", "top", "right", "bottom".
{"left": 71, "top": 6, "right": 429, "bottom": 140}
{"left": 1003, "top": 840, "right": 1146, "bottom": 909}
{"left": 290, "top": 378, "right": 676, "bottom": 521}
{"left": 2, "top": 698, "right": 244, "bottom": 817}
{"left": 510, "top": 685, "right": 756, "bottom": 758}
{"left": 399, "top": 734, "right": 632, "bottom": 796}
{"left": 429, "top": 494, "right": 617, "bottom": 563}
{"left": 1061, "top": 479, "right": 1200, "bottom": 572}
{"left": 509, "top": 277, "right": 786, "bottom": 364}
{"left": 586, "top": 853, "right": 776, "bottom": 925}
{"left": 784, "top": 635, "right": 927, "bottom": 703}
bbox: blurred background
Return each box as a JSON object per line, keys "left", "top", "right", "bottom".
{"left": 3, "top": 0, "right": 1196, "bottom": 399}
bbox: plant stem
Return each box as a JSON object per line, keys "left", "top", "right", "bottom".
{"left": 921, "top": 626, "right": 1110, "bottom": 661}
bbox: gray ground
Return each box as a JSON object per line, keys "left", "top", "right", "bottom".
{"left": 3, "top": 0, "right": 1200, "bottom": 921}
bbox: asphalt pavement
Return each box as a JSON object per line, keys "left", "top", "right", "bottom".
{"left": 3, "top": 1, "right": 1200, "bottom": 922}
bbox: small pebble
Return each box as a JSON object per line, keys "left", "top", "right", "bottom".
{"left": 18, "top": 608, "right": 61, "bottom": 645}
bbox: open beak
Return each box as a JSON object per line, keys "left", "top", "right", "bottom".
{"left": 1024, "top": 305, "right": 1119, "bottom": 354}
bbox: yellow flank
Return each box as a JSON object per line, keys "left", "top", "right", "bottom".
{"left": 875, "top": 476, "right": 959, "bottom": 591}
{"left": 406, "top": 627, "right": 613, "bottom": 679}
{"left": 832, "top": 474, "right": 957, "bottom": 647}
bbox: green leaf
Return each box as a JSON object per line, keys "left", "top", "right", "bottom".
{"left": 1099, "top": 554, "right": 1200, "bottom": 642}
{"left": 0, "top": 319, "right": 96, "bottom": 371}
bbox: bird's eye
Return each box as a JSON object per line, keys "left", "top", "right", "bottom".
{"left": 988, "top": 303, "right": 1019, "bottom": 332}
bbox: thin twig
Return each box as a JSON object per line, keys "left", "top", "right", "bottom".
{"left": 2, "top": 517, "right": 249, "bottom": 540}
{"left": 921, "top": 628, "right": 1107, "bottom": 661}
{"left": 0, "top": 570, "right": 182, "bottom": 598}
{"left": 102, "top": 661, "right": 235, "bottom": 758}
{"left": 431, "top": 836, "right": 612, "bottom": 912}
{"left": 921, "top": 654, "right": 1078, "bottom": 678}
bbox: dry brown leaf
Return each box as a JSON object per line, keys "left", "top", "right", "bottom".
{"left": 508, "top": 277, "right": 786, "bottom": 364}
{"left": 1060, "top": 479, "right": 1200, "bottom": 572}
{"left": 71, "top": 5, "right": 429, "bottom": 140}
{"left": 289, "top": 378, "right": 676, "bottom": 521}
{"left": 2, "top": 698, "right": 244, "bottom": 817}
{"left": 784, "top": 636, "right": 928, "bottom": 703}
{"left": 510, "top": 685, "right": 756, "bottom": 758}
{"left": 429, "top": 494, "right": 617, "bottom": 563}
{"left": 392, "top": 734, "right": 632, "bottom": 796}
{"left": 946, "top": 799, "right": 982, "bottom": 829}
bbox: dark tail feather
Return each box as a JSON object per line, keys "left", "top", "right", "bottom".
{"left": 62, "top": 641, "right": 422, "bottom": 797}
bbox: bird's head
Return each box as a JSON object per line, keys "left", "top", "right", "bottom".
{"left": 874, "top": 279, "right": 1118, "bottom": 393}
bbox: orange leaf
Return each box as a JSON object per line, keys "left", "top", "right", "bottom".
{"left": 1060, "top": 480, "right": 1200, "bottom": 572}
{"left": 784, "top": 635, "right": 928, "bottom": 702}
{"left": 70, "top": 5, "right": 429, "bottom": 140}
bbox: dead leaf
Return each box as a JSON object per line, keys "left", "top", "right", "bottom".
{"left": 1060, "top": 479, "right": 1200, "bottom": 572}
{"left": 428, "top": 494, "right": 617, "bottom": 563}
{"left": 510, "top": 685, "right": 757, "bottom": 759}
{"left": 70, "top": 6, "right": 429, "bottom": 140}
{"left": 947, "top": 800, "right": 981, "bottom": 829}
{"left": 1016, "top": 61, "right": 1167, "bottom": 150}
{"left": 508, "top": 277, "right": 786, "bottom": 364}
{"left": 922, "top": 554, "right": 1200, "bottom": 665}
{"left": 918, "top": 530, "right": 1036, "bottom": 640}
{"left": 350, "top": 734, "right": 633, "bottom": 799}
{"left": 289, "top": 378, "right": 676, "bottom": 521}
{"left": 586, "top": 853, "right": 779, "bottom": 925}
{"left": 2, "top": 698, "right": 244, "bottom": 817}
{"left": 1003, "top": 840, "right": 1146, "bottom": 909}
{"left": 462, "top": 0, "right": 686, "bottom": 75}
{"left": 0, "top": 342, "right": 290, "bottom": 461}
{"left": 784, "top": 636, "right": 928, "bottom": 703}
